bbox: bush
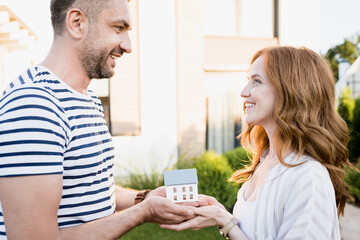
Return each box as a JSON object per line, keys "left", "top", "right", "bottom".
{"left": 345, "top": 162, "right": 360, "bottom": 204}
{"left": 189, "top": 151, "right": 239, "bottom": 210}
{"left": 223, "top": 147, "right": 252, "bottom": 171}
{"left": 349, "top": 98, "right": 360, "bottom": 162}
{"left": 119, "top": 171, "right": 164, "bottom": 190}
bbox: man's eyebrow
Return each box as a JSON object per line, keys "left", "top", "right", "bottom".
{"left": 112, "top": 19, "right": 132, "bottom": 30}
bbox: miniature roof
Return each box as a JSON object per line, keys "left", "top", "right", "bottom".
{"left": 164, "top": 168, "right": 198, "bottom": 186}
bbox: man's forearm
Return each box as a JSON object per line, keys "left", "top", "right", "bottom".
{"left": 59, "top": 203, "right": 145, "bottom": 240}
{"left": 115, "top": 185, "right": 139, "bottom": 211}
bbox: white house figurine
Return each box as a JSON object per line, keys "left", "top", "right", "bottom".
{"left": 164, "top": 168, "right": 198, "bottom": 203}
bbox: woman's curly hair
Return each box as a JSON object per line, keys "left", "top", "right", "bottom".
{"left": 230, "top": 46, "right": 353, "bottom": 216}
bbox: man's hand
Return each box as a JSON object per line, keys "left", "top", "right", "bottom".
{"left": 140, "top": 196, "right": 196, "bottom": 224}
{"left": 159, "top": 196, "right": 230, "bottom": 231}
{"left": 160, "top": 205, "right": 232, "bottom": 231}
{"left": 145, "top": 186, "right": 166, "bottom": 198}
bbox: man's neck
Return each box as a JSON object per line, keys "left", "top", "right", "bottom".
{"left": 39, "top": 37, "right": 91, "bottom": 95}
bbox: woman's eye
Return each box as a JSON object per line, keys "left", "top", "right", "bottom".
{"left": 254, "top": 79, "right": 261, "bottom": 84}
{"left": 116, "top": 26, "right": 124, "bottom": 31}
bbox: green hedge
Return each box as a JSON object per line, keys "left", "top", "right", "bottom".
{"left": 120, "top": 171, "right": 164, "bottom": 190}
{"left": 345, "top": 162, "right": 360, "bottom": 203}
{"left": 189, "top": 151, "right": 239, "bottom": 210}
{"left": 121, "top": 148, "right": 253, "bottom": 210}
{"left": 223, "top": 147, "right": 252, "bottom": 171}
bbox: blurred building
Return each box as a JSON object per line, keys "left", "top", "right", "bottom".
{"left": 0, "top": 0, "right": 320, "bottom": 177}
{"left": 335, "top": 58, "right": 360, "bottom": 99}
{"left": 0, "top": 3, "right": 37, "bottom": 91}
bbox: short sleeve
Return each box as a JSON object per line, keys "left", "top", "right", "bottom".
{"left": 0, "top": 87, "right": 69, "bottom": 177}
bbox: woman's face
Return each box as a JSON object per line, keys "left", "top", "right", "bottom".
{"left": 241, "top": 56, "right": 277, "bottom": 131}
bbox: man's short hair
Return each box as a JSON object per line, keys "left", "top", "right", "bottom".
{"left": 50, "top": 0, "right": 110, "bottom": 35}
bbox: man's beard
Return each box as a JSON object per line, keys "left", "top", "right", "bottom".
{"left": 79, "top": 40, "right": 115, "bottom": 79}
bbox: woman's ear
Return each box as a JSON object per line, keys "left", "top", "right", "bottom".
{"left": 65, "top": 8, "right": 88, "bottom": 39}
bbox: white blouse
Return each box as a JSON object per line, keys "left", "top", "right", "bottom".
{"left": 233, "top": 181, "right": 256, "bottom": 240}
{"left": 231, "top": 153, "right": 341, "bottom": 240}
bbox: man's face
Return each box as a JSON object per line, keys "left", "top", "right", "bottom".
{"left": 78, "top": 0, "right": 132, "bottom": 79}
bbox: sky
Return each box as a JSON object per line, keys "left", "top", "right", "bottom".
{"left": 319, "top": 0, "right": 360, "bottom": 54}
{"left": 5, "top": 0, "right": 360, "bottom": 58}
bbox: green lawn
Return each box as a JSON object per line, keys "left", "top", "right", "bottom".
{"left": 120, "top": 223, "right": 222, "bottom": 240}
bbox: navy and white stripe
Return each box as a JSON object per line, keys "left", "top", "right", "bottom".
{"left": 0, "top": 66, "right": 116, "bottom": 237}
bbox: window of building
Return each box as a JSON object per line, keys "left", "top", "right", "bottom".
{"left": 204, "top": 0, "right": 237, "bottom": 36}
{"left": 240, "top": 0, "right": 273, "bottom": 38}
{"left": 205, "top": 74, "right": 245, "bottom": 154}
{"left": 204, "top": 0, "right": 276, "bottom": 38}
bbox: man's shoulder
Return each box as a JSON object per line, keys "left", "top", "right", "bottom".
{"left": 1, "top": 66, "right": 67, "bottom": 107}
{"left": 2, "top": 67, "right": 50, "bottom": 95}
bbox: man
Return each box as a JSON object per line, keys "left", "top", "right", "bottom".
{"left": 0, "top": 0, "right": 202, "bottom": 239}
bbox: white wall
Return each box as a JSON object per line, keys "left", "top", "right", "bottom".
{"left": 279, "top": 0, "right": 320, "bottom": 52}
{"left": 240, "top": 0, "right": 273, "bottom": 38}
{"left": 0, "top": 46, "right": 7, "bottom": 91}
{"left": 113, "top": 0, "right": 178, "bottom": 178}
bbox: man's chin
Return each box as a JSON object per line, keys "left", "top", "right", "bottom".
{"left": 94, "top": 67, "right": 115, "bottom": 79}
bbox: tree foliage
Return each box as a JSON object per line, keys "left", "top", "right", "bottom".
{"left": 349, "top": 98, "right": 360, "bottom": 162}
{"left": 337, "top": 88, "right": 360, "bottom": 162}
{"left": 323, "top": 34, "right": 360, "bottom": 82}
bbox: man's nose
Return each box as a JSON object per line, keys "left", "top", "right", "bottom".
{"left": 120, "top": 32, "right": 132, "bottom": 54}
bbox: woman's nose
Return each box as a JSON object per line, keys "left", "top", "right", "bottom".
{"left": 240, "top": 85, "right": 250, "bottom": 98}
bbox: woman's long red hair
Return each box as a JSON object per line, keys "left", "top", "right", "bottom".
{"left": 230, "top": 46, "right": 352, "bottom": 216}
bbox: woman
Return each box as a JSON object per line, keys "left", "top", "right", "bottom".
{"left": 161, "top": 46, "right": 353, "bottom": 239}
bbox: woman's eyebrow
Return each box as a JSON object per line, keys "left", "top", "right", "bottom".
{"left": 248, "top": 74, "right": 262, "bottom": 79}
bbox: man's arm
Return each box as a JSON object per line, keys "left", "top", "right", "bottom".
{"left": 114, "top": 185, "right": 169, "bottom": 211}
{"left": 0, "top": 175, "right": 62, "bottom": 239}
{"left": 114, "top": 185, "right": 138, "bottom": 211}
{"left": 0, "top": 175, "right": 195, "bottom": 240}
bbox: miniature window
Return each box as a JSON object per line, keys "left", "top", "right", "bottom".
{"left": 190, "top": 194, "right": 193, "bottom": 200}
{"left": 173, "top": 187, "right": 177, "bottom": 193}
{"left": 174, "top": 195, "right": 177, "bottom": 201}
{"left": 189, "top": 186, "right": 193, "bottom": 192}
{"left": 182, "top": 186, "right": 186, "bottom": 192}
{"left": 183, "top": 194, "right": 186, "bottom": 200}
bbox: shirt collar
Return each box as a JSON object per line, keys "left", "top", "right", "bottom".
{"left": 265, "top": 152, "right": 306, "bottom": 182}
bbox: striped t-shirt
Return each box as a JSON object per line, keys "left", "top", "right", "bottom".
{"left": 0, "top": 66, "right": 116, "bottom": 238}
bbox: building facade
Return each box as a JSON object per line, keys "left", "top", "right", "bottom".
{"left": 0, "top": 0, "right": 320, "bottom": 177}
{"left": 0, "top": 3, "right": 37, "bottom": 92}
{"left": 335, "top": 57, "right": 360, "bottom": 99}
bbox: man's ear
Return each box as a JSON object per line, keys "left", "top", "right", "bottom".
{"left": 65, "top": 8, "right": 88, "bottom": 39}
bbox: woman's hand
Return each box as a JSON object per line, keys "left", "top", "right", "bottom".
{"left": 160, "top": 204, "right": 233, "bottom": 231}
{"left": 200, "top": 195, "right": 227, "bottom": 211}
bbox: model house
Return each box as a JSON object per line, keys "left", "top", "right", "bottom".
{"left": 164, "top": 168, "right": 198, "bottom": 203}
